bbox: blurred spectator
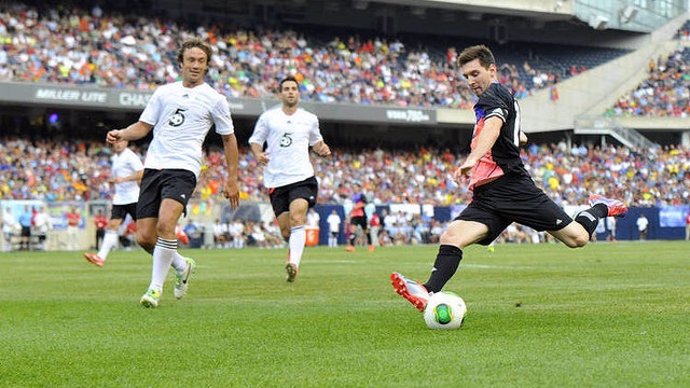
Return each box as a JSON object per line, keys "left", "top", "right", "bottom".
{"left": 66, "top": 206, "right": 81, "bottom": 250}
{"left": 33, "top": 205, "right": 51, "bottom": 250}
{"left": 93, "top": 209, "right": 108, "bottom": 250}
{"left": 2, "top": 207, "right": 17, "bottom": 251}
{"left": 326, "top": 209, "right": 341, "bottom": 247}
{"left": 18, "top": 205, "right": 32, "bottom": 250}
{"left": 212, "top": 218, "right": 229, "bottom": 248}
{"left": 637, "top": 214, "right": 649, "bottom": 240}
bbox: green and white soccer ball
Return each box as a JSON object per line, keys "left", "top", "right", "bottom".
{"left": 423, "top": 292, "right": 467, "bottom": 330}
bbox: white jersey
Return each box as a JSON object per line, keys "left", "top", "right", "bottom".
{"left": 327, "top": 213, "right": 341, "bottom": 233}
{"left": 111, "top": 148, "right": 144, "bottom": 205}
{"left": 248, "top": 107, "right": 322, "bottom": 188}
{"left": 139, "top": 81, "right": 234, "bottom": 178}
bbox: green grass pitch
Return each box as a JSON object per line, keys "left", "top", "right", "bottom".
{"left": 1, "top": 242, "right": 688, "bottom": 387}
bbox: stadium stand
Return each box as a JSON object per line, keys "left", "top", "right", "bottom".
{"left": 1, "top": 137, "right": 688, "bottom": 207}
{"left": 608, "top": 47, "right": 690, "bottom": 117}
{"left": 0, "top": 2, "right": 629, "bottom": 108}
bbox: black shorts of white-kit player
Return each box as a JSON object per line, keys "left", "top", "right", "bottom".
{"left": 136, "top": 168, "right": 197, "bottom": 219}
{"left": 111, "top": 203, "right": 138, "bottom": 221}
{"left": 455, "top": 173, "right": 572, "bottom": 245}
{"left": 268, "top": 176, "right": 318, "bottom": 216}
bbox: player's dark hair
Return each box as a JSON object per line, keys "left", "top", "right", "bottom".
{"left": 177, "top": 38, "right": 212, "bottom": 74}
{"left": 279, "top": 76, "right": 299, "bottom": 92}
{"left": 457, "top": 45, "right": 496, "bottom": 69}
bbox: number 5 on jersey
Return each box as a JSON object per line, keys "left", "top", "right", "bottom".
{"left": 168, "top": 108, "right": 187, "bottom": 127}
{"left": 280, "top": 132, "right": 293, "bottom": 148}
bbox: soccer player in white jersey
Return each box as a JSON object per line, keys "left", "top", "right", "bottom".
{"left": 249, "top": 76, "right": 331, "bottom": 282}
{"left": 106, "top": 38, "right": 240, "bottom": 308}
{"left": 84, "top": 139, "right": 143, "bottom": 267}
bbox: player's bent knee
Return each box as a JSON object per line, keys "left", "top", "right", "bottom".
{"left": 136, "top": 234, "right": 155, "bottom": 250}
{"left": 155, "top": 223, "right": 176, "bottom": 240}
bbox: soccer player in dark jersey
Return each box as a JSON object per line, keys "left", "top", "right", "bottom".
{"left": 390, "top": 45, "right": 628, "bottom": 312}
{"left": 346, "top": 184, "right": 374, "bottom": 252}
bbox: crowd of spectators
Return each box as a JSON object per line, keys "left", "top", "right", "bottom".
{"left": 608, "top": 47, "right": 690, "bottom": 117}
{"left": 1, "top": 2, "right": 565, "bottom": 108}
{"left": 1, "top": 137, "right": 688, "bottom": 208}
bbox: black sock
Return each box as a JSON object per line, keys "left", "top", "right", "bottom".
{"left": 349, "top": 234, "right": 356, "bottom": 246}
{"left": 575, "top": 203, "right": 608, "bottom": 237}
{"left": 365, "top": 231, "right": 372, "bottom": 245}
{"left": 423, "top": 245, "right": 463, "bottom": 293}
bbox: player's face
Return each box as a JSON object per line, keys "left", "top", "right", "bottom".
{"left": 180, "top": 47, "right": 208, "bottom": 86}
{"left": 461, "top": 58, "right": 496, "bottom": 96}
{"left": 280, "top": 81, "right": 300, "bottom": 107}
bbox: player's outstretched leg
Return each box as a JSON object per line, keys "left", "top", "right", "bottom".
{"left": 174, "top": 257, "right": 196, "bottom": 299}
{"left": 390, "top": 272, "right": 430, "bottom": 312}
{"left": 588, "top": 194, "right": 628, "bottom": 217}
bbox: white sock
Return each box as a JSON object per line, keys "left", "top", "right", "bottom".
{"left": 170, "top": 251, "right": 188, "bottom": 274}
{"left": 288, "top": 225, "right": 306, "bottom": 267}
{"left": 97, "top": 231, "right": 119, "bottom": 260}
{"left": 149, "top": 238, "right": 177, "bottom": 292}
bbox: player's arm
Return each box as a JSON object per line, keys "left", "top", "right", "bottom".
{"left": 248, "top": 115, "right": 269, "bottom": 165}
{"left": 311, "top": 140, "right": 331, "bottom": 157}
{"left": 221, "top": 133, "right": 240, "bottom": 209}
{"left": 309, "top": 117, "right": 330, "bottom": 157}
{"left": 113, "top": 169, "right": 144, "bottom": 184}
{"left": 106, "top": 121, "right": 153, "bottom": 144}
{"left": 249, "top": 142, "right": 269, "bottom": 165}
{"left": 457, "top": 116, "right": 502, "bottom": 176}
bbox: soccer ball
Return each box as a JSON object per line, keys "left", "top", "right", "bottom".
{"left": 423, "top": 292, "right": 467, "bottom": 330}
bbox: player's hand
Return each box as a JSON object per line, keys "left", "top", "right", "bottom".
{"left": 314, "top": 143, "right": 331, "bottom": 157}
{"left": 223, "top": 181, "right": 240, "bottom": 209}
{"left": 256, "top": 152, "right": 269, "bottom": 165}
{"left": 519, "top": 132, "right": 528, "bottom": 146}
{"left": 454, "top": 157, "right": 477, "bottom": 182}
{"left": 106, "top": 129, "right": 123, "bottom": 144}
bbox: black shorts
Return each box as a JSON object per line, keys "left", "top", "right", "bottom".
{"left": 351, "top": 216, "right": 368, "bottom": 230}
{"left": 268, "top": 176, "right": 318, "bottom": 216}
{"left": 111, "top": 203, "right": 138, "bottom": 221}
{"left": 21, "top": 226, "right": 31, "bottom": 237}
{"left": 456, "top": 174, "right": 572, "bottom": 245}
{"left": 137, "top": 169, "right": 196, "bottom": 219}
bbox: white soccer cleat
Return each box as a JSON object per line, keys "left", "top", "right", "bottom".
{"left": 140, "top": 288, "right": 161, "bottom": 308}
{"left": 174, "top": 257, "right": 196, "bottom": 299}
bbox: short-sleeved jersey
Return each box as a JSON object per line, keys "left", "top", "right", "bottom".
{"left": 469, "top": 82, "right": 528, "bottom": 190}
{"left": 327, "top": 213, "right": 341, "bottom": 233}
{"left": 248, "top": 107, "right": 323, "bottom": 188}
{"left": 139, "top": 81, "right": 234, "bottom": 179}
{"left": 111, "top": 148, "right": 143, "bottom": 205}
